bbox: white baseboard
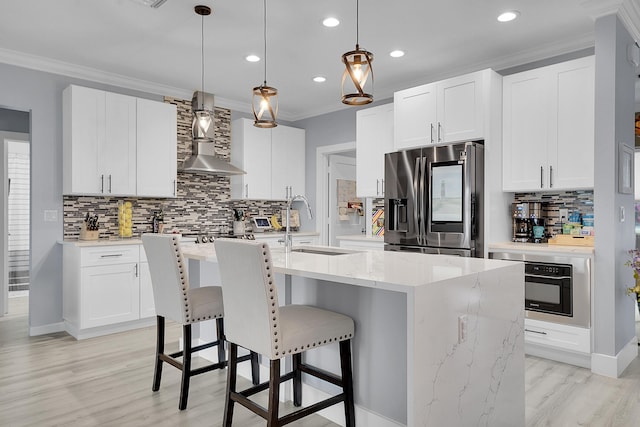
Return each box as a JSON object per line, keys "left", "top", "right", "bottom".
{"left": 63, "top": 318, "right": 156, "bottom": 340}
{"left": 591, "top": 335, "right": 638, "bottom": 378}
{"left": 525, "top": 343, "right": 591, "bottom": 369}
{"left": 29, "top": 322, "right": 65, "bottom": 336}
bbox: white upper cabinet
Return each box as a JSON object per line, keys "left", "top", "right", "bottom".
{"left": 103, "top": 92, "right": 137, "bottom": 195}
{"left": 502, "top": 56, "right": 594, "bottom": 191}
{"left": 394, "top": 70, "right": 485, "bottom": 150}
{"left": 356, "top": 103, "right": 394, "bottom": 198}
{"left": 231, "top": 118, "right": 306, "bottom": 200}
{"left": 272, "top": 125, "right": 306, "bottom": 199}
{"left": 63, "top": 85, "right": 177, "bottom": 197}
{"left": 136, "top": 98, "right": 177, "bottom": 197}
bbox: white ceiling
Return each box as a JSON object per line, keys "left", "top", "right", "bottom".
{"left": 0, "top": 0, "right": 624, "bottom": 121}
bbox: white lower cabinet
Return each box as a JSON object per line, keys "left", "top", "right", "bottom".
{"left": 63, "top": 243, "right": 154, "bottom": 339}
{"left": 253, "top": 234, "right": 319, "bottom": 249}
{"left": 524, "top": 319, "right": 591, "bottom": 363}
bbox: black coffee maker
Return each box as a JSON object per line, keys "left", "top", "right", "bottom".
{"left": 512, "top": 203, "right": 530, "bottom": 242}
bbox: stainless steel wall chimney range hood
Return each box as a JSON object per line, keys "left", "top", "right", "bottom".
{"left": 180, "top": 91, "right": 245, "bottom": 176}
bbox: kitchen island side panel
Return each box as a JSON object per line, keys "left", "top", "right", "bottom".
{"left": 410, "top": 262, "right": 524, "bottom": 426}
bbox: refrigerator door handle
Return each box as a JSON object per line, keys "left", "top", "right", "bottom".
{"left": 419, "top": 156, "right": 427, "bottom": 245}
{"left": 413, "top": 156, "right": 421, "bottom": 244}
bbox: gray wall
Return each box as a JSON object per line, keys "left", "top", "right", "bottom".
{"left": 593, "top": 15, "right": 637, "bottom": 358}
{"left": 0, "top": 62, "right": 163, "bottom": 331}
{"left": 292, "top": 99, "right": 393, "bottom": 228}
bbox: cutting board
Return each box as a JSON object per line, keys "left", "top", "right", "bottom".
{"left": 547, "top": 235, "right": 594, "bottom": 246}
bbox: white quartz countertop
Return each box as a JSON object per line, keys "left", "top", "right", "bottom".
{"left": 182, "top": 243, "right": 519, "bottom": 293}
{"left": 335, "top": 234, "right": 384, "bottom": 242}
{"left": 252, "top": 231, "right": 319, "bottom": 238}
{"left": 489, "top": 241, "right": 594, "bottom": 256}
{"left": 60, "top": 238, "right": 143, "bottom": 247}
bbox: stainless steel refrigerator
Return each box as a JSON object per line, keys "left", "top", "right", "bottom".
{"left": 384, "top": 141, "right": 484, "bottom": 257}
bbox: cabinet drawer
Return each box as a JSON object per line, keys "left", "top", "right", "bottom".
{"left": 81, "top": 245, "right": 139, "bottom": 267}
{"left": 524, "top": 319, "right": 590, "bottom": 353}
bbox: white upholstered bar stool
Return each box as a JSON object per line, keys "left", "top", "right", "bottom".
{"left": 142, "top": 234, "right": 259, "bottom": 410}
{"left": 214, "top": 238, "right": 356, "bottom": 427}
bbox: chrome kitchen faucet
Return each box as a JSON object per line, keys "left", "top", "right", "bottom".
{"left": 281, "top": 186, "right": 313, "bottom": 253}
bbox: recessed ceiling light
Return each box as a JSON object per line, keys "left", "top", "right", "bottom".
{"left": 323, "top": 17, "right": 340, "bottom": 27}
{"left": 497, "top": 11, "right": 519, "bottom": 22}
{"left": 313, "top": 76, "right": 326, "bottom": 83}
{"left": 390, "top": 50, "right": 405, "bottom": 58}
{"left": 245, "top": 54, "right": 260, "bottom": 62}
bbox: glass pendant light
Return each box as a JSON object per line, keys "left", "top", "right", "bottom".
{"left": 341, "top": 0, "right": 373, "bottom": 105}
{"left": 252, "top": 0, "right": 278, "bottom": 128}
{"left": 193, "top": 5, "right": 213, "bottom": 138}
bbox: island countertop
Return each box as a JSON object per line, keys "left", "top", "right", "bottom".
{"left": 182, "top": 242, "right": 524, "bottom": 426}
{"left": 181, "top": 243, "right": 520, "bottom": 293}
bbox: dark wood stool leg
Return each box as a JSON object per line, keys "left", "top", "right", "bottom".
{"left": 216, "top": 317, "right": 226, "bottom": 364}
{"left": 340, "top": 340, "right": 356, "bottom": 427}
{"left": 267, "top": 359, "right": 281, "bottom": 427}
{"left": 178, "top": 324, "right": 192, "bottom": 411}
{"left": 224, "top": 343, "right": 238, "bottom": 427}
{"left": 293, "top": 353, "right": 302, "bottom": 407}
{"left": 251, "top": 351, "right": 260, "bottom": 385}
{"left": 152, "top": 315, "right": 165, "bottom": 392}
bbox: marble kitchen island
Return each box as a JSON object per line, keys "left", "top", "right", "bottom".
{"left": 182, "top": 244, "right": 524, "bottom": 427}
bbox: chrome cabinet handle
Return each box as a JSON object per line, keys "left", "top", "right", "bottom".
{"left": 100, "top": 254, "right": 123, "bottom": 258}
{"left": 134, "top": 263, "right": 138, "bottom": 278}
{"left": 108, "top": 174, "right": 112, "bottom": 193}
{"left": 376, "top": 179, "right": 380, "bottom": 196}
{"left": 525, "top": 329, "right": 547, "bottom": 335}
{"left": 540, "top": 166, "right": 544, "bottom": 188}
{"left": 549, "top": 166, "right": 553, "bottom": 188}
{"left": 437, "top": 122, "right": 442, "bottom": 142}
{"left": 173, "top": 179, "right": 177, "bottom": 196}
{"left": 430, "top": 123, "right": 434, "bottom": 143}
{"left": 100, "top": 174, "right": 104, "bottom": 193}
{"left": 245, "top": 184, "right": 248, "bottom": 198}
{"left": 381, "top": 179, "right": 385, "bottom": 196}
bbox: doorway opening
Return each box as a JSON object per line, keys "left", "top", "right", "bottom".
{"left": 1, "top": 106, "right": 31, "bottom": 317}
{"left": 315, "top": 142, "right": 358, "bottom": 246}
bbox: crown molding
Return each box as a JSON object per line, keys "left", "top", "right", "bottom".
{"left": 0, "top": 47, "right": 296, "bottom": 121}
{"left": 580, "top": 0, "right": 640, "bottom": 41}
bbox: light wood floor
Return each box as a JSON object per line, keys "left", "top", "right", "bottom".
{"left": 2, "top": 297, "right": 640, "bottom": 427}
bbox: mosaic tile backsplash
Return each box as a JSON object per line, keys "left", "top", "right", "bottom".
{"left": 63, "top": 98, "right": 289, "bottom": 239}
{"left": 513, "top": 190, "right": 594, "bottom": 236}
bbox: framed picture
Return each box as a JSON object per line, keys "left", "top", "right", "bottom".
{"left": 618, "top": 143, "right": 634, "bottom": 194}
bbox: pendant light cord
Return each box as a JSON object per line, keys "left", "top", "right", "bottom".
{"left": 263, "top": 0, "right": 267, "bottom": 85}
{"left": 201, "top": 12, "right": 205, "bottom": 108}
{"left": 356, "top": 0, "right": 359, "bottom": 47}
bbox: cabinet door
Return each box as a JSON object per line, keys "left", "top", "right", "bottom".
{"left": 137, "top": 99, "right": 177, "bottom": 197}
{"left": 437, "top": 72, "right": 483, "bottom": 143}
{"left": 63, "top": 85, "right": 104, "bottom": 194}
{"left": 139, "top": 261, "right": 156, "bottom": 319}
{"left": 231, "top": 119, "right": 272, "bottom": 199}
{"left": 502, "top": 71, "right": 551, "bottom": 191}
{"left": 356, "top": 103, "right": 394, "bottom": 197}
{"left": 549, "top": 57, "right": 594, "bottom": 189}
{"left": 394, "top": 83, "right": 437, "bottom": 150}
{"left": 272, "top": 125, "right": 306, "bottom": 199}
{"left": 102, "top": 92, "right": 137, "bottom": 195}
{"left": 80, "top": 263, "right": 140, "bottom": 328}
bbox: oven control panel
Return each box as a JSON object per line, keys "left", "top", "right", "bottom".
{"left": 525, "top": 262, "right": 571, "bottom": 278}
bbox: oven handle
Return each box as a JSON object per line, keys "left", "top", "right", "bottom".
{"left": 525, "top": 274, "right": 571, "bottom": 280}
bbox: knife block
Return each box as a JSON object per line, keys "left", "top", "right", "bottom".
{"left": 79, "top": 223, "right": 99, "bottom": 241}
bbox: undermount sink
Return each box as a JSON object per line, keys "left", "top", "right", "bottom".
{"left": 290, "top": 247, "right": 358, "bottom": 256}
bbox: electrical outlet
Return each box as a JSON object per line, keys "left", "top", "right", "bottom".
{"left": 458, "top": 315, "right": 468, "bottom": 344}
{"left": 559, "top": 208, "right": 568, "bottom": 220}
